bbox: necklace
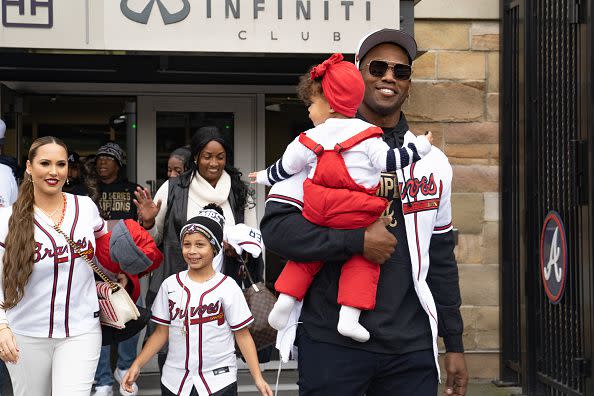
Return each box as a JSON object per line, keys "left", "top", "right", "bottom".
{"left": 37, "top": 194, "right": 67, "bottom": 227}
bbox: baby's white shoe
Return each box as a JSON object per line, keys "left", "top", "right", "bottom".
{"left": 268, "top": 293, "right": 297, "bottom": 330}
{"left": 337, "top": 306, "right": 370, "bottom": 343}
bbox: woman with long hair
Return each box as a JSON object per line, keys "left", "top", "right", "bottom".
{"left": 134, "top": 126, "right": 263, "bottom": 369}
{"left": 0, "top": 136, "right": 108, "bottom": 395}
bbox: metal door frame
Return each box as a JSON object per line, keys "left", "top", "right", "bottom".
{"left": 501, "top": 0, "right": 594, "bottom": 394}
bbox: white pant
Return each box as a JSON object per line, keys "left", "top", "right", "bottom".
{"left": 6, "top": 328, "right": 102, "bottom": 396}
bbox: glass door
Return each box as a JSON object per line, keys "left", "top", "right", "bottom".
{"left": 154, "top": 111, "right": 235, "bottom": 190}
{"left": 137, "top": 96, "right": 257, "bottom": 196}
{"left": 136, "top": 95, "right": 260, "bottom": 373}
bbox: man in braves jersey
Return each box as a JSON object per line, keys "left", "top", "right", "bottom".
{"left": 260, "top": 29, "right": 468, "bottom": 396}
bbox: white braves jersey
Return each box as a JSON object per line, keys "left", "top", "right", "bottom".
{"left": 0, "top": 164, "right": 17, "bottom": 208}
{"left": 152, "top": 271, "right": 253, "bottom": 396}
{"left": 0, "top": 193, "right": 107, "bottom": 338}
{"left": 397, "top": 132, "right": 453, "bottom": 381}
{"left": 267, "top": 131, "right": 454, "bottom": 379}
{"left": 257, "top": 118, "right": 429, "bottom": 189}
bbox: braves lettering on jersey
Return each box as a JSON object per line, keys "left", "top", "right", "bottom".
{"left": 0, "top": 193, "right": 107, "bottom": 338}
{"left": 151, "top": 271, "right": 253, "bottom": 396}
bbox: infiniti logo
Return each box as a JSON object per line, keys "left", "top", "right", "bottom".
{"left": 121, "top": 0, "right": 190, "bottom": 25}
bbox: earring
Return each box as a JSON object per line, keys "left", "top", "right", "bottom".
{"left": 66, "top": 178, "right": 70, "bottom": 186}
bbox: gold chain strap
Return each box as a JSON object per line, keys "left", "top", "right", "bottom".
{"left": 52, "top": 224, "right": 120, "bottom": 293}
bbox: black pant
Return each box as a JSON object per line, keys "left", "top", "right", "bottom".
{"left": 161, "top": 381, "right": 237, "bottom": 396}
{"left": 296, "top": 328, "right": 437, "bottom": 396}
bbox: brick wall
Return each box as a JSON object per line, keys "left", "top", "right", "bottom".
{"left": 404, "top": 19, "right": 501, "bottom": 379}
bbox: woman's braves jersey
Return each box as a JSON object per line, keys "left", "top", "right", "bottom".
{"left": 151, "top": 271, "right": 254, "bottom": 396}
{"left": 0, "top": 193, "right": 107, "bottom": 338}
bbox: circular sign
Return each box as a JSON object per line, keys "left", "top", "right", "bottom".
{"left": 539, "top": 211, "right": 567, "bottom": 304}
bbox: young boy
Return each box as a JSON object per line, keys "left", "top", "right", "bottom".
{"left": 121, "top": 205, "right": 272, "bottom": 396}
{"left": 249, "top": 53, "right": 432, "bottom": 342}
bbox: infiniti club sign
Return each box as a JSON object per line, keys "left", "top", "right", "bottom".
{"left": 539, "top": 211, "right": 568, "bottom": 304}
{"left": 121, "top": 0, "right": 375, "bottom": 25}
{"left": 0, "top": 0, "right": 398, "bottom": 53}
{"left": 112, "top": 0, "right": 397, "bottom": 53}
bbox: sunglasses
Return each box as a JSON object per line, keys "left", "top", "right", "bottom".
{"left": 362, "top": 60, "right": 412, "bottom": 80}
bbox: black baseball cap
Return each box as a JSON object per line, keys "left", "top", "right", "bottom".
{"left": 355, "top": 28, "right": 418, "bottom": 67}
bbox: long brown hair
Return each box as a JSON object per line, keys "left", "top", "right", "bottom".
{"left": 2, "top": 136, "right": 68, "bottom": 309}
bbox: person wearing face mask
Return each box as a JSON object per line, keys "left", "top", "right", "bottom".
{"left": 0, "top": 136, "right": 110, "bottom": 396}
{"left": 134, "top": 126, "right": 263, "bottom": 371}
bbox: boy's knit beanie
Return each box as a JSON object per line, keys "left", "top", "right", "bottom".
{"left": 180, "top": 204, "right": 225, "bottom": 255}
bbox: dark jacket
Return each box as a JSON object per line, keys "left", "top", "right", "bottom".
{"left": 146, "top": 172, "right": 263, "bottom": 307}
{"left": 260, "top": 113, "right": 464, "bottom": 354}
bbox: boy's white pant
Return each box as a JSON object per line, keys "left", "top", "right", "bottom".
{"left": 6, "top": 327, "right": 102, "bottom": 396}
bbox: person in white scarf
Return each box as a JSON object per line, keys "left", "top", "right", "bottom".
{"left": 134, "top": 127, "right": 264, "bottom": 371}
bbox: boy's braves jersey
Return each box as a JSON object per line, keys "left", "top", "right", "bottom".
{"left": 0, "top": 193, "right": 107, "bottom": 338}
{"left": 151, "top": 271, "right": 254, "bottom": 396}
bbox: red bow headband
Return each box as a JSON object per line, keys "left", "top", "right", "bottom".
{"left": 309, "top": 53, "right": 364, "bottom": 117}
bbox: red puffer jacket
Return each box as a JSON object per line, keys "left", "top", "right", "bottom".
{"left": 95, "top": 219, "right": 163, "bottom": 302}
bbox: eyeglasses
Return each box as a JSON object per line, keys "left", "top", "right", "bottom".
{"left": 362, "top": 60, "right": 412, "bottom": 80}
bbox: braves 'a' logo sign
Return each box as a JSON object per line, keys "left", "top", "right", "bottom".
{"left": 121, "top": 0, "right": 190, "bottom": 25}
{"left": 539, "top": 211, "right": 567, "bottom": 304}
{"left": 543, "top": 227, "right": 563, "bottom": 282}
